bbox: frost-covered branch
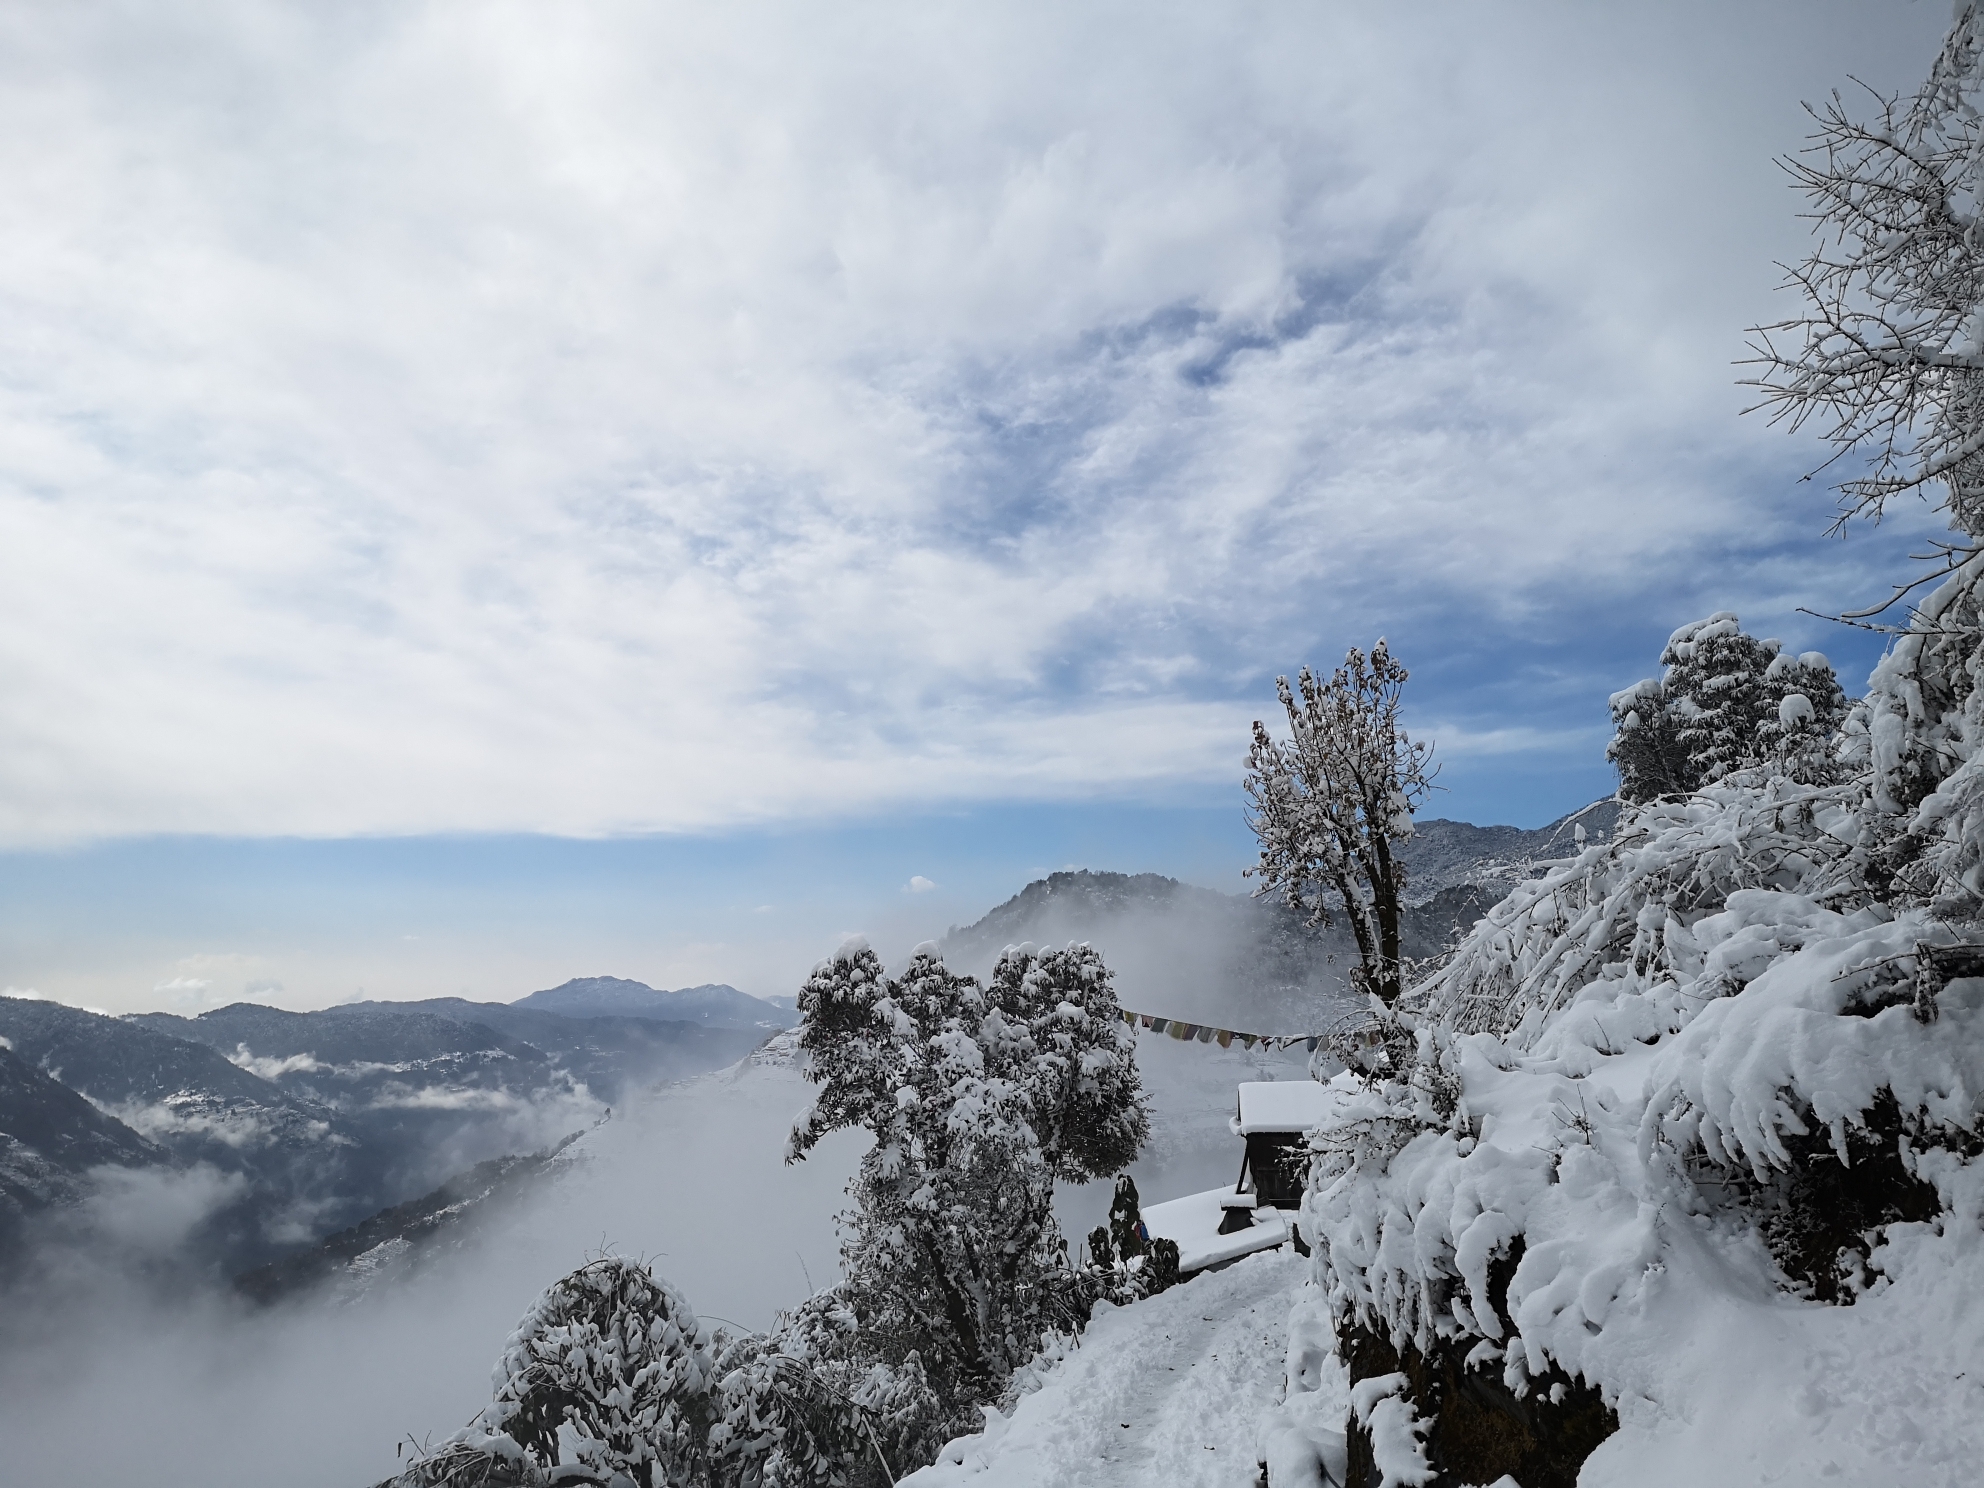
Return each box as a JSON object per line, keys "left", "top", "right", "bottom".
{"left": 1743, "top": 4, "right": 1984, "bottom": 535}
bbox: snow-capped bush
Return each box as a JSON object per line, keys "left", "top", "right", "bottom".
{"left": 482, "top": 1256, "right": 717, "bottom": 1488}
{"left": 709, "top": 1291, "right": 942, "bottom": 1488}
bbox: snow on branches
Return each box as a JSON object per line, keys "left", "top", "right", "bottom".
{"left": 1745, "top": 2, "right": 1984, "bottom": 536}
{"left": 392, "top": 1257, "right": 937, "bottom": 1488}
{"left": 1246, "top": 640, "right": 1435, "bottom": 1005}
{"left": 788, "top": 939, "right": 1152, "bottom": 1423}
{"left": 984, "top": 942, "right": 1147, "bottom": 1184}
{"left": 483, "top": 1258, "right": 717, "bottom": 1488}
{"left": 1607, "top": 614, "right": 1847, "bottom": 803}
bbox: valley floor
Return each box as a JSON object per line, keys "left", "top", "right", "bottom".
{"left": 907, "top": 1247, "right": 1321, "bottom": 1488}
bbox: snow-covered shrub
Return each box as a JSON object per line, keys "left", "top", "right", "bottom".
{"left": 387, "top": 1430, "right": 546, "bottom": 1488}
{"left": 1296, "top": 593, "right": 1984, "bottom": 1481}
{"left": 709, "top": 1292, "right": 941, "bottom": 1488}
{"left": 1424, "top": 779, "right": 1866, "bottom": 1040}
{"left": 788, "top": 938, "right": 1150, "bottom": 1433}
{"left": 1105, "top": 1173, "right": 1145, "bottom": 1260}
{"left": 481, "top": 1256, "right": 718, "bottom": 1488}
{"left": 393, "top": 1260, "right": 941, "bottom": 1488}
{"left": 1606, "top": 613, "right": 1848, "bottom": 802}
{"left": 1080, "top": 1173, "right": 1180, "bottom": 1306}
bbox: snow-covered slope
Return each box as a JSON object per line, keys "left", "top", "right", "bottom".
{"left": 1280, "top": 784, "right": 1984, "bottom": 1487}
{"left": 906, "top": 1248, "right": 1320, "bottom": 1488}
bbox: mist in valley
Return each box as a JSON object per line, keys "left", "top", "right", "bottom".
{"left": 0, "top": 1047, "right": 861, "bottom": 1488}
{"left": 0, "top": 967, "right": 1309, "bottom": 1488}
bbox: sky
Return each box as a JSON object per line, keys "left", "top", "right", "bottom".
{"left": 0, "top": 0, "right": 1958, "bottom": 1014}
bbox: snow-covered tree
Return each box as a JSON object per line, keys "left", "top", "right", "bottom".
{"left": 1245, "top": 640, "right": 1435, "bottom": 1004}
{"left": 1606, "top": 613, "right": 1848, "bottom": 802}
{"left": 983, "top": 942, "right": 1147, "bottom": 1183}
{"left": 787, "top": 938, "right": 1150, "bottom": 1427}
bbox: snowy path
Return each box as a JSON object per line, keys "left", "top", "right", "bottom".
{"left": 905, "top": 1248, "right": 1304, "bottom": 1488}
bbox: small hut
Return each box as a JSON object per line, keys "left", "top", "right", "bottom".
{"left": 1141, "top": 1078, "right": 1334, "bottom": 1275}
{"left": 1221, "top": 1080, "right": 1335, "bottom": 1228}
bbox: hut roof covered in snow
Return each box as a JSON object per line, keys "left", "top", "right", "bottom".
{"left": 1234, "top": 1080, "right": 1332, "bottom": 1135}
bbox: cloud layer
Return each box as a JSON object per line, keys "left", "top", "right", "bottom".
{"left": 0, "top": 1, "right": 1950, "bottom": 845}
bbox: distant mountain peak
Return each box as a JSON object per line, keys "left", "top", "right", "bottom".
{"left": 511, "top": 978, "right": 793, "bottom": 1030}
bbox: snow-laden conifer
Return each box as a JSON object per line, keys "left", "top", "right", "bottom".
{"left": 482, "top": 1257, "right": 717, "bottom": 1488}
{"left": 1606, "top": 614, "right": 1847, "bottom": 802}
{"left": 788, "top": 939, "right": 1151, "bottom": 1429}
{"left": 983, "top": 943, "right": 1147, "bottom": 1183}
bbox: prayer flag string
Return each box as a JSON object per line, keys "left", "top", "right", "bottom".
{"left": 1114, "top": 1005, "right": 1321, "bottom": 1054}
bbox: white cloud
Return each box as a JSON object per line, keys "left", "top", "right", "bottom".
{"left": 904, "top": 875, "right": 938, "bottom": 894}
{"left": 227, "top": 1046, "right": 323, "bottom": 1081}
{"left": 149, "top": 954, "right": 288, "bottom": 1010}
{"left": 0, "top": 2, "right": 1949, "bottom": 845}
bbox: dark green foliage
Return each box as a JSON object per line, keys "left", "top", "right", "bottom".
{"left": 1107, "top": 1174, "right": 1146, "bottom": 1260}
{"left": 1086, "top": 1224, "right": 1114, "bottom": 1267}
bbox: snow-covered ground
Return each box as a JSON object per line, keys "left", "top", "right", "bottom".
{"left": 907, "top": 1248, "right": 1324, "bottom": 1488}
{"left": 1140, "top": 1185, "right": 1293, "bottom": 1273}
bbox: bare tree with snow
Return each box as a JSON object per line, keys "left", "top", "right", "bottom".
{"left": 1244, "top": 640, "right": 1434, "bottom": 1006}
{"left": 1746, "top": 3, "right": 1984, "bottom": 544}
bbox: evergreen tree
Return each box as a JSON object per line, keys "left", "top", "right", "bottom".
{"left": 482, "top": 1257, "right": 718, "bottom": 1488}
{"left": 787, "top": 938, "right": 1149, "bottom": 1422}
{"left": 1607, "top": 614, "right": 1848, "bottom": 803}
